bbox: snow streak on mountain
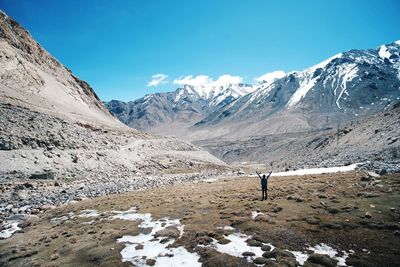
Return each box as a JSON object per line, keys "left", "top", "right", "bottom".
{"left": 105, "top": 41, "right": 400, "bottom": 138}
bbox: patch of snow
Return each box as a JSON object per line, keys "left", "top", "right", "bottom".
{"left": 251, "top": 211, "right": 263, "bottom": 219}
{"left": 395, "top": 40, "right": 400, "bottom": 45}
{"left": 203, "top": 178, "right": 218, "bottom": 183}
{"left": 207, "top": 232, "right": 274, "bottom": 261}
{"left": 51, "top": 212, "right": 75, "bottom": 224}
{"left": 0, "top": 221, "right": 20, "bottom": 239}
{"left": 81, "top": 220, "right": 95, "bottom": 225}
{"left": 336, "top": 64, "right": 358, "bottom": 109}
{"left": 216, "top": 226, "right": 235, "bottom": 231}
{"left": 114, "top": 207, "right": 199, "bottom": 266}
{"left": 378, "top": 45, "right": 391, "bottom": 59}
{"left": 174, "top": 89, "right": 185, "bottom": 102}
{"left": 78, "top": 209, "right": 99, "bottom": 218}
{"left": 287, "top": 76, "right": 317, "bottom": 107}
{"left": 289, "top": 243, "right": 349, "bottom": 266}
{"left": 290, "top": 251, "right": 309, "bottom": 265}
{"left": 310, "top": 53, "right": 343, "bottom": 71}
{"left": 270, "top": 163, "right": 359, "bottom": 177}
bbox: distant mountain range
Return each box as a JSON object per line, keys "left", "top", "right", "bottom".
{"left": 105, "top": 41, "right": 400, "bottom": 140}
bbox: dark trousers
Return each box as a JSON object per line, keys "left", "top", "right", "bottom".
{"left": 262, "top": 186, "right": 268, "bottom": 200}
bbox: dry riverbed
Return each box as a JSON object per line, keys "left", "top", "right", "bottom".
{"left": 1, "top": 171, "right": 399, "bottom": 267}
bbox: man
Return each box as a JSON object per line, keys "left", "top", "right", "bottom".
{"left": 256, "top": 170, "right": 272, "bottom": 200}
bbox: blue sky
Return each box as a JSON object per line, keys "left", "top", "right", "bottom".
{"left": 1, "top": 0, "right": 400, "bottom": 101}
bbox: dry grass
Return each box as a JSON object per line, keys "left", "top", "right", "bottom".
{"left": 1, "top": 171, "right": 399, "bottom": 266}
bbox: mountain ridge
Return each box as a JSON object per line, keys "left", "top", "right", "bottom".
{"left": 106, "top": 40, "right": 400, "bottom": 140}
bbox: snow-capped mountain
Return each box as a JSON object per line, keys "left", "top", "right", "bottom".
{"left": 106, "top": 41, "right": 400, "bottom": 139}
{"left": 104, "top": 83, "right": 255, "bottom": 132}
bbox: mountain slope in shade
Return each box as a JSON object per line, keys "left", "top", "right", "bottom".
{"left": 0, "top": 11, "right": 121, "bottom": 127}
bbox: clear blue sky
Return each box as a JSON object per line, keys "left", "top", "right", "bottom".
{"left": 1, "top": 0, "right": 399, "bottom": 101}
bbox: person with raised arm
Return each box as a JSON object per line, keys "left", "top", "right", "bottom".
{"left": 256, "top": 170, "right": 273, "bottom": 201}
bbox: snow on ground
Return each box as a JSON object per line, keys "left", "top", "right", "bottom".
{"left": 50, "top": 212, "right": 75, "bottom": 224}
{"left": 216, "top": 225, "right": 235, "bottom": 231}
{"left": 113, "top": 207, "right": 200, "bottom": 266}
{"left": 289, "top": 243, "right": 349, "bottom": 266}
{"left": 270, "top": 163, "right": 359, "bottom": 177}
{"left": 251, "top": 211, "right": 263, "bottom": 219}
{"left": 0, "top": 221, "right": 20, "bottom": 239}
{"left": 207, "top": 232, "right": 275, "bottom": 262}
{"left": 207, "top": 228, "right": 350, "bottom": 266}
{"left": 78, "top": 209, "right": 99, "bottom": 218}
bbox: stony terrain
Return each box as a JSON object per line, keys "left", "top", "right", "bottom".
{"left": 0, "top": 11, "right": 230, "bottom": 226}
{"left": 1, "top": 171, "right": 399, "bottom": 267}
{"left": 195, "top": 102, "right": 400, "bottom": 173}
{"left": 0, "top": 102, "right": 231, "bottom": 222}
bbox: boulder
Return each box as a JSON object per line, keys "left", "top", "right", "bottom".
{"left": 305, "top": 253, "right": 338, "bottom": 267}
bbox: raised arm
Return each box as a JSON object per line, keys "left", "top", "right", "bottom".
{"left": 266, "top": 171, "right": 273, "bottom": 179}
{"left": 256, "top": 171, "right": 262, "bottom": 179}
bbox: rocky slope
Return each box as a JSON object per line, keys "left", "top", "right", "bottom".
{"left": 0, "top": 11, "right": 122, "bottom": 127}
{"left": 105, "top": 83, "right": 255, "bottom": 136}
{"left": 107, "top": 41, "right": 400, "bottom": 140}
{"left": 0, "top": 10, "right": 229, "bottom": 215}
{"left": 196, "top": 101, "right": 400, "bottom": 174}
{"left": 106, "top": 41, "right": 400, "bottom": 170}
{"left": 196, "top": 41, "right": 400, "bottom": 137}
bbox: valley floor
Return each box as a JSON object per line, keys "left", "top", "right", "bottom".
{"left": 1, "top": 171, "right": 399, "bottom": 267}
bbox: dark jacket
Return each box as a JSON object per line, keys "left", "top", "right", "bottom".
{"left": 257, "top": 171, "right": 272, "bottom": 188}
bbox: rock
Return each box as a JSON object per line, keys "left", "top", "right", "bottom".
{"left": 242, "top": 251, "right": 256, "bottom": 257}
{"left": 306, "top": 217, "right": 320, "bottom": 225}
{"left": 197, "top": 236, "right": 213, "bottom": 245}
{"left": 345, "top": 256, "right": 375, "bottom": 267}
{"left": 262, "top": 251, "right": 275, "bottom": 258}
{"left": 360, "top": 176, "right": 372, "bottom": 182}
{"left": 218, "top": 238, "right": 231, "bottom": 245}
{"left": 261, "top": 244, "right": 272, "bottom": 251}
{"left": 246, "top": 239, "right": 263, "bottom": 247}
{"left": 50, "top": 253, "right": 59, "bottom": 261}
{"left": 365, "top": 212, "right": 372, "bottom": 218}
{"left": 135, "top": 244, "right": 144, "bottom": 250}
{"left": 329, "top": 208, "right": 339, "bottom": 214}
{"left": 253, "top": 257, "right": 268, "bottom": 264}
{"left": 146, "top": 259, "right": 156, "bottom": 266}
{"left": 379, "top": 169, "right": 387, "bottom": 175}
{"left": 358, "top": 192, "right": 380, "bottom": 198}
{"left": 273, "top": 206, "right": 283, "bottom": 213}
{"left": 263, "top": 248, "right": 296, "bottom": 260}
{"left": 29, "top": 171, "right": 55, "bottom": 180}
{"left": 41, "top": 204, "right": 55, "bottom": 211}
{"left": 139, "top": 227, "right": 153, "bottom": 234}
{"left": 306, "top": 253, "right": 338, "bottom": 267}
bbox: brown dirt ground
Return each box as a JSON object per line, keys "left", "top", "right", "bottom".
{"left": 1, "top": 171, "right": 399, "bottom": 267}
